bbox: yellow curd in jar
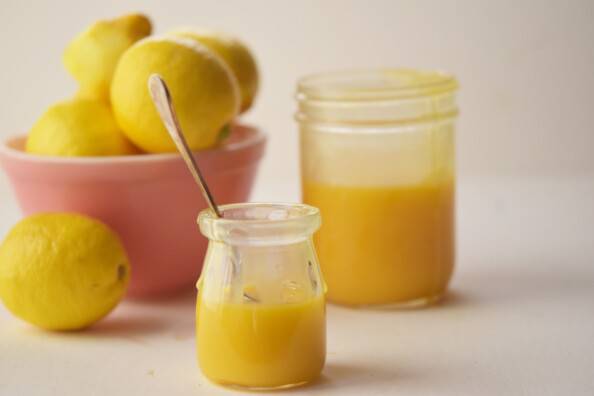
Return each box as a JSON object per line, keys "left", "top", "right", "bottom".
{"left": 196, "top": 294, "right": 326, "bottom": 389}
{"left": 297, "top": 68, "right": 458, "bottom": 307}
{"left": 304, "top": 178, "right": 454, "bottom": 306}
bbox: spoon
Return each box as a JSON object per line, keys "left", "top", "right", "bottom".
{"left": 147, "top": 73, "right": 222, "bottom": 218}
{"left": 147, "top": 75, "right": 261, "bottom": 302}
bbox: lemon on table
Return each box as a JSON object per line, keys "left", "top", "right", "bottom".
{"left": 170, "top": 29, "right": 259, "bottom": 113}
{"left": 26, "top": 98, "right": 137, "bottom": 156}
{"left": 63, "top": 13, "right": 152, "bottom": 101}
{"left": 111, "top": 37, "right": 240, "bottom": 153}
{"left": 0, "top": 213, "right": 130, "bottom": 330}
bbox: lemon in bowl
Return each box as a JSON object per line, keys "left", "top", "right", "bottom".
{"left": 63, "top": 13, "right": 152, "bottom": 102}
{"left": 26, "top": 98, "right": 137, "bottom": 156}
{"left": 169, "top": 29, "right": 259, "bottom": 113}
{"left": 0, "top": 213, "right": 130, "bottom": 330}
{"left": 111, "top": 37, "right": 240, "bottom": 153}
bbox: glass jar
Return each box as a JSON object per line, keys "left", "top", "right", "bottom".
{"left": 296, "top": 69, "right": 458, "bottom": 307}
{"left": 195, "top": 203, "right": 326, "bottom": 390}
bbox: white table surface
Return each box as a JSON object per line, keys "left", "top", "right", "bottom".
{"left": 1, "top": 175, "right": 593, "bottom": 395}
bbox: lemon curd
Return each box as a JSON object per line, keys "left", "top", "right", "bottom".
{"left": 304, "top": 179, "right": 454, "bottom": 305}
{"left": 196, "top": 203, "right": 326, "bottom": 389}
{"left": 297, "top": 69, "right": 458, "bottom": 306}
{"left": 196, "top": 295, "right": 326, "bottom": 388}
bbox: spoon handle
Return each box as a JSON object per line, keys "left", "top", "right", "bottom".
{"left": 148, "top": 73, "right": 222, "bottom": 218}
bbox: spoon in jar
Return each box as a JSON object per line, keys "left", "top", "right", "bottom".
{"left": 147, "top": 73, "right": 222, "bottom": 218}
{"left": 148, "top": 75, "right": 259, "bottom": 301}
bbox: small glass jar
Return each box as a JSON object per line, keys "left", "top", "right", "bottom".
{"left": 195, "top": 203, "right": 326, "bottom": 390}
{"left": 296, "top": 69, "right": 458, "bottom": 307}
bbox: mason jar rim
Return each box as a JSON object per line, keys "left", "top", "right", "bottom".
{"left": 297, "top": 68, "right": 458, "bottom": 102}
{"left": 295, "top": 68, "right": 458, "bottom": 127}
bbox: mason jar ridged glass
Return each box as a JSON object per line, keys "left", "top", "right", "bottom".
{"left": 296, "top": 69, "right": 458, "bottom": 307}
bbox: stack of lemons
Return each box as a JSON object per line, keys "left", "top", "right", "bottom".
{"left": 0, "top": 13, "right": 259, "bottom": 330}
{"left": 28, "top": 13, "right": 259, "bottom": 156}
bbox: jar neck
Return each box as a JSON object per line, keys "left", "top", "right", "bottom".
{"left": 198, "top": 203, "right": 321, "bottom": 246}
{"left": 296, "top": 68, "right": 458, "bottom": 127}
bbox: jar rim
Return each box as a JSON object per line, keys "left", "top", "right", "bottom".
{"left": 198, "top": 202, "right": 321, "bottom": 245}
{"left": 297, "top": 68, "right": 458, "bottom": 102}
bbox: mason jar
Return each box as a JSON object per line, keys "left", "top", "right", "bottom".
{"left": 296, "top": 69, "right": 458, "bottom": 307}
{"left": 195, "top": 203, "right": 326, "bottom": 390}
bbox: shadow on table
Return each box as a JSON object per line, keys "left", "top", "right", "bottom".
{"left": 84, "top": 288, "right": 198, "bottom": 338}
{"left": 425, "top": 290, "right": 473, "bottom": 310}
{"left": 451, "top": 256, "right": 594, "bottom": 308}
{"left": 15, "top": 314, "right": 173, "bottom": 345}
{"left": 328, "top": 289, "right": 475, "bottom": 314}
{"left": 126, "top": 286, "right": 197, "bottom": 308}
{"left": 18, "top": 289, "right": 199, "bottom": 341}
{"left": 87, "top": 314, "right": 170, "bottom": 337}
{"left": 276, "top": 361, "right": 405, "bottom": 394}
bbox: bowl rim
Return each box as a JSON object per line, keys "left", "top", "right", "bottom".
{"left": 0, "top": 124, "right": 266, "bottom": 165}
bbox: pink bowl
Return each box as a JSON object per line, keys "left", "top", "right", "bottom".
{"left": 0, "top": 125, "right": 266, "bottom": 297}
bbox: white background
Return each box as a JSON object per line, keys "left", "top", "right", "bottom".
{"left": 1, "top": 1, "right": 594, "bottom": 395}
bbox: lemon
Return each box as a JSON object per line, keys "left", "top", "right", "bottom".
{"left": 64, "top": 13, "right": 152, "bottom": 101}
{"left": 0, "top": 213, "right": 130, "bottom": 330}
{"left": 26, "top": 98, "right": 137, "bottom": 156}
{"left": 170, "top": 29, "right": 259, "bottom": 113}
{"left": 111, "top": 37, "right": 240, "bottom": 152}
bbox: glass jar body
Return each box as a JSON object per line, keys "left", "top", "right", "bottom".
{"left": 195, "top": 203, "right": 325, "bottom": 390}
{"left": 297, "top": 69, "right": 457, "bottom": 307}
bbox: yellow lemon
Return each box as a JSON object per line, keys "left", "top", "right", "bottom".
{"left": 26, "top": 98, "right": 137, "bottom": 156}
{"left": 111, "top": 37, "right": 240, "bottom": 152}
{"left": 64, "top": 13, "right": 152, "bottom": 101}
{"left": 0, "top": 213, "right": 130, "bottom": 330}
{"left": 170, "top": 29, "right": 259, "bottom": 113}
